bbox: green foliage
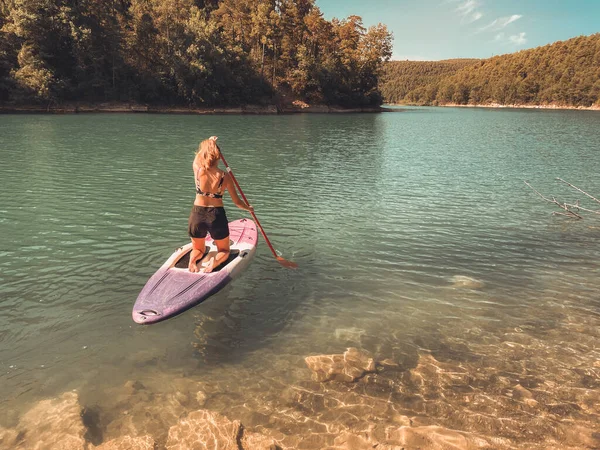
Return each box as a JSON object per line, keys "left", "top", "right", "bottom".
{"left": 0, "top": 29, "right": 16, "bottom": 100}
{"left": 381, "top": 34, "right": 600, "bottom": 107}
{"left": 0, "top": 0, "right": 393, "bottom": 107}
{"left": 380, "top": 59, "right": 480, "bottom": 104}
{"left": 316, "top": 16, "right": 392, "bottom": 107}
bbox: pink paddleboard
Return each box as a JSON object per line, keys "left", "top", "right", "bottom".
{"left": 132, "top": 218, "right": 258, "bottom": 324}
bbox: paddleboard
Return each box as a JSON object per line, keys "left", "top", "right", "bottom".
{"left": 132, "top": 218, "right": 258, "bottom": 324}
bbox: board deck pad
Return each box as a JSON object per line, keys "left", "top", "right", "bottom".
{"left": 132, "top": 219, "right": 258, "bottom": 324}
{"left": 173, "top": 249, "right": 240, "bottom": 270}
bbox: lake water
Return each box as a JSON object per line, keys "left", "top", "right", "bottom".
{"left": 0, "top": 108, "right": 599, "bottom": 449}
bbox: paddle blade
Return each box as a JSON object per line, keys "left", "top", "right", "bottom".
{"left": 277, "top": 256, "right": 298, "bottom": 269}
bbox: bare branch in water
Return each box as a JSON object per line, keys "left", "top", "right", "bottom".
{"left": 556, "top": 178, "right": 600, "bottom": 206}
{"left": 553, "top": 211, "right": 579, "bottom": 218}
{"left": 563, "top": 203, "right": 600, "bottom": 215}
{"left": 524, "top": 181, "right": 583, "bottom": 219}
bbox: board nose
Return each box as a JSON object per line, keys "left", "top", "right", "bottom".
{"left": 132, "top": 309, "right": 162, "bottom": 324}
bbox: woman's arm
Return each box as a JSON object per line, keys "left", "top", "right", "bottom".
{"left": 224, "top": 173, "right": 253, "bottom": 211}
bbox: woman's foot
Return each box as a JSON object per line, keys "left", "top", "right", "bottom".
{"left": 200, "top": 257, "right": 215, "bottom": 273}
{"left": 188, "top": 246, "right": 207, "bottom": 273}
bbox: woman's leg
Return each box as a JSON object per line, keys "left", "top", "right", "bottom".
{"left": 201, "top": 236, "right": 230, "bottom": 273}
{"left": 188, "top": 237, "right": 206, "bottom": 273}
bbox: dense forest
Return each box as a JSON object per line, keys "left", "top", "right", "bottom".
{"left": 380, "top": 59, "right": 478, "bottom": 105}
{"left": 0, "top": 0, "right": 392, "bottom": 108}
{"left": 381, "top": 33, "right": 600, "bottom": 107}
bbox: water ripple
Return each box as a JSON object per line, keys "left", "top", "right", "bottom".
{"left": 0, "top": 111, "right": 599, "bottom": 445}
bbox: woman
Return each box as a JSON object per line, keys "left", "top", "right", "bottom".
{"left": 188, "top": 136, "right": 252, "bottom": 273}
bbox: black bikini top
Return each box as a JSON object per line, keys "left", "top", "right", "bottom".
{"left": 195, "top": 170, "right": 225, "bottom": 199}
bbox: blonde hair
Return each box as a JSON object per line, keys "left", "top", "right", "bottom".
{"left": 196, "top": 139, "right": 221, "bottom": 170}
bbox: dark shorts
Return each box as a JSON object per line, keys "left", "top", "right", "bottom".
{"left": 188, "top": 206, "right": 230, "bottom": 240}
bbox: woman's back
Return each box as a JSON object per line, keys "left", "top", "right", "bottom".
{"left": 194, "top": 167, "right": 226, "bottom": 207}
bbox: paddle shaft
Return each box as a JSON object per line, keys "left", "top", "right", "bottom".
{"left": 219, "top": 153, "right": 281, "bottom": 260}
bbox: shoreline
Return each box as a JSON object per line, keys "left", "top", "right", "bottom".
{"left": 0, "top": 102, "right": 397, "bottom": 115}
{"left": 387, "top": 102, "right": 600, "bottom": 111}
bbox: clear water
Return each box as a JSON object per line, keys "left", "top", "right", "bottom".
{"left": 0, "top": 108, "right": 599, "bottom": 448}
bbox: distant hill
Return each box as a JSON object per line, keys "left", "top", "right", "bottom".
{"left": 381, "top": 33, "right": 600, "bottom": 107}
{"left": 380, "top": 59, "right": 479, "bottom": 104}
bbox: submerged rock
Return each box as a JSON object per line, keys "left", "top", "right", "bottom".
{"left": 384, "top": 425, "right": 492, "bottom": 449}
{"left": 94, "top": 435, "right": 155, "bottom": 450}
{"left": 406, "top": 352, "right": 472, "bottom": 391}
{"left": 322, "top": 432, "right": 373, "bottom": 449}
{"left": 305, "top": 347, "right": 377, "bottom": 382}
{"left": 511, "top": 384, "right": 534, "bottom": 400}
{"left": 334, "top": 327, "right": 366, "bottom": 344}
{"left": 14, "top": 391, "right": 87, "bottom": 450}
{"left": 101, "top": 376, "right": 204, "bottom": 447}
{"left": 323, "top": 425, "right": 494, "bottom": 450}
{"left": 196, "top": 390, "right": 207, "bottom": 407}
{"left": 240, "top": 431, "right": 278, "bottom": 450}
{"left": 0, "top": 427, "right": 18, "bottom": 450}
{"left": 166, "top": 409, "right": 241, "bottom": 450}
{"left": 450, "top": 275, "right": 485, "bottom": 289}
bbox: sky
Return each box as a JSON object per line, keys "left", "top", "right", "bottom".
{"left": 316, "top": 0, "right": 600, "bottom": 61}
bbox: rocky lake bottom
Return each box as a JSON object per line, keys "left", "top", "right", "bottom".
{"left": 1, "top": 284, "right": 598, "bottom": 450}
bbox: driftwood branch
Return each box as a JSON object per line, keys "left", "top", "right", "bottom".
{"left": 563, "top": 203, "right": 600, "bottom": 215}
{"left": 556, "top": 178, "right": 600, "bottom": 206}
{"left": 524, "top": 180, "right": 584, "bottom": 219}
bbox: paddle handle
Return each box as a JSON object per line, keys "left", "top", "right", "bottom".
{"left": 219, "top": 153, "right": 280, "bottom": 259}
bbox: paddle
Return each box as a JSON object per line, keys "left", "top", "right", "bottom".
{"left": 218, "top": 149, "right": 298, "bottom": 269}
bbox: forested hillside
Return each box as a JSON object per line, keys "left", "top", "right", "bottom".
{"left": 382, "top": 33, "right": 600, "bottom": 107}
{"left": 380, "top": 59, "right": 479, "bottom": 104}
{"left": 0, "top": 0, "right": 392, "bottom": 108}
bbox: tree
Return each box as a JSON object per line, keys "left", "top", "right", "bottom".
{"left": 0, "top": 0, "right": 394, "bottom": 107}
